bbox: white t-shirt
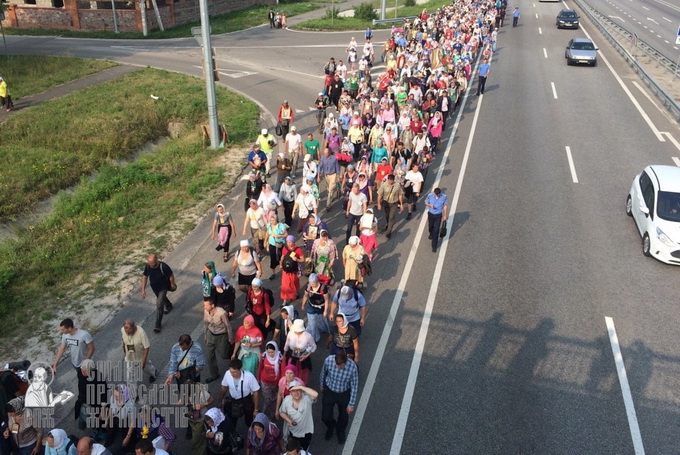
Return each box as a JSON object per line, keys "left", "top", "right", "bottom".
{"left": 61, "top": 329, "right": 93, "bottom": 368}
{"left": 221, "top": 370, "right": 260, "bottom": 399}
{"left": 286, "top": 133, "right": 302, "bottom": 153}
{"left": 348, "top": 191, "right": 367, "bottom": 216}
{"left": 247, "top": 206, "right": 266, "bottom": 230}
{"left": 404, "top": 170, "right": 424, "bottom": 193}
{"left": 296, "top": 193, "right": 317, "bottom": 219}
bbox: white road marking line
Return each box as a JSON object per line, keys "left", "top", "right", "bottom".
{"left": 341, "top": 39, "right": 482, "bottom": 455}
{"left": 665, "top": 40, "right": 670, "bottom": 44}
{"left": 295, "top": 109, "right": 304, "bottom": 113}
{"left": 535, "top": 13, "right": 539, "bottom": 18}
{"left": 660, "top": 133, "right": 680, "bottom": 153}
{"left": 543, "top": 48, "right": 548, "bottom": 58}
{"left": 605, "top": 317, "right": 646, "bottom": 455}
{"left": 539, "top": 27, "right": 543, "bottom": 35}
{"left": 565, "top": 146, "right": 578, "bottom": 183}
{"left": 672, "top": 157, "right": 680, "bottom": 167}
{"left": 579, "top": 27, "right": 665, "bottom": 141}
{"left": 662, "top": 16, "right": 671, "bottom": 22}
{"left": 642, "top": 5, "right": 649, "bottom": 10}
{"left": 551, "top": 81, "right": 558, "bottom": 99}
{"left": 390, "top": 47, "right": 487, "bottom": 455}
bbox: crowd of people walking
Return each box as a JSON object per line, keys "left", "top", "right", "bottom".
{"left": 0, "top": 0, "right": 506, "bottom": 454}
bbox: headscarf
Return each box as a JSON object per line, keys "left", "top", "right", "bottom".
{"left": 236, "top": 315, "right": 263, "bottom": 345}
{"left": 202, "top": 261, "right": 217, "bottom": 297}
{"left": 264, "top": 341, "right": 282, "bottom": 377}
{"left": 281, "top": 305, "right": 295, "bottom": 338}
{"left": 48, "top": 429, "right": 68, "bottom": 449}
{"left": 337, "top": 312, "right": 349, "bottom": 329}
{"left": 248, "top": 413, "right": 271, "bottom": 450}
{"left": 205, "top": 407, "right": 225, "bottom": 433}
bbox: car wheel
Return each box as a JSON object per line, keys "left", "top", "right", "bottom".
{"left": 566, "top": 58, "right": 572, "bottom": 66}
{"left": 642, "top": 233, "right": 651, "bottom": 257}
{"left": 591, "top": 59, "right": 597, "bottom": 67}
{"left": 625, "top": 195, "right": 633, "bottom": 216}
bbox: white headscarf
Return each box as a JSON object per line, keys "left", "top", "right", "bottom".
{"left": 49, "top": 429, "right": 68, "bottom": 449}
{"left": 205, "top": 407, "right": 225, "bottom": 433}
{"left": 264, "top": 341, "right": 282, "bottom": 377}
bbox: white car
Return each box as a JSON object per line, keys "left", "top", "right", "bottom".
{"left": 626, "top": 165, "right": 680, "bottom": 265}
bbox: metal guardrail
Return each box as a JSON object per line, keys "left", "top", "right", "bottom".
{"left": 573, "top": 0, "right": 680, "bottom": 122}
{"left": 372, "top": 15, "right": 418, "bottom": 25}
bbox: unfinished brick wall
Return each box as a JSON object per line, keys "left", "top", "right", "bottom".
{"left": 1, "top": 0, "right": 276, "bottom": 32}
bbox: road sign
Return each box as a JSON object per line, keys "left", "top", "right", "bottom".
{"left": 676, "top": 25, "right": 680, "bottom": 45}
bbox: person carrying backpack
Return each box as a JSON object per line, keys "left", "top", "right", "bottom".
{"left": 246, "top": 278, "right": 276, "bottom": 339}
{"left": 330, "top": 284, "right": 367, "bottom": 336}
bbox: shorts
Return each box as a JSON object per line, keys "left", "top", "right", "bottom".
{"left": 239, "top": 273, "right": 256, "bottom": 286}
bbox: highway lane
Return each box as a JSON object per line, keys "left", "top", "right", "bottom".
{"left": 580, "top": 0, "right": 680, "bottom": 59}
{"left": 4, "top": 10, "right": 680, "bottom": 453}
{"left": 343, "top": 6, "right": 680, "bottom": 455}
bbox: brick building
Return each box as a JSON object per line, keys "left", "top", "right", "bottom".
{"left": 1, "top": 0, "right": 275, "bottom": 33}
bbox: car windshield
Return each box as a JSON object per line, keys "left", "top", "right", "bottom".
{"left": 572, "top": 42, "right": 594, "bottom": 50}
{"left": 561, "top": 12, "right": 576, "bottom": 18}
{"left": 657, "top": 191, "right": 680, "bottom": 222}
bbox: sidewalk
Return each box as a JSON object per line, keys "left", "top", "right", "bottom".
{"left": 0, "top": 64, "right": 138, "bottom": 121}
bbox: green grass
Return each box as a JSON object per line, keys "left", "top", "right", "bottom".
{"left": 296, "top": 0, "right": 446, "bottom": 30}
{"left": 0, "top": 68, "right": 258, "bottom": 221}
{"left": 0, "top": 68, "right": 259, "bottom": 333}
{"left": 2, "top": 1, "right": 324, "bottom": 39}
{"left": 0, "top": 56, "right": 117, "bottom": 99}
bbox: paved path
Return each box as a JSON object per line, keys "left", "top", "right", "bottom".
{"left": 0, "top": 64, "right": 139, "bottom": 121}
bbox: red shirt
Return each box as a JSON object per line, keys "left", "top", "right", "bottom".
{"left": 247, "top": 289, "right": 272, "bottom": 316}
{"left": 411, "top": 120, "right": 424, "bottom": 133}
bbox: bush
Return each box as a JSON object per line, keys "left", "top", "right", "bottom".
{"left": 324, "top": 7, "right": 339, "bottom": 19}
{"left": 404, "top": 0, "right": 416, "bottom": 6}
{"left": 354, "top": 2, "right": 378, "bottom": 21}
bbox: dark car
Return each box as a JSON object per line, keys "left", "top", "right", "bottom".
{"left": 556, "top": 9, "right": 579, "bottom": 29}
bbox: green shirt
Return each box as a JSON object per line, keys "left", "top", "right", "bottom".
{"left": 348, "top": 76, "right": 359, "bottom": 91}
{"left": 305, "top": 140, "right": 321, "bottom": 159}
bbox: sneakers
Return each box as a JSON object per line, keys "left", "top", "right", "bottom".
{"left": 149, "top": 370, "right": 157, "bottom": 383}
{"left": 269, "top": 273, "right": 276, "bottom": 280}
{"left": 406, "top": 212, "right": 412, "bottom": 220}
{"left": 386, "top": 233, "right": 391, "bottom": 239}
{"left": 153, "top": 327, "right": 161, "bottom": 333}
{"left": 215, "top": 244, "right": 223, "bottom": 251}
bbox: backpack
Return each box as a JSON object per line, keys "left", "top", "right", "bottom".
{"left": 335, "top": 286, "right": 360, "bottom": 309}
{"left": 358, "top": 255, "right": 373, "bottom": 276}
{"left": 247, "top": 287, "right": 276, "bottom": 314}
{"left": 282, "top": 251, "right": 298, "bottom": 273}
{"left": 65, "top": 434, "right": 79, "bottom": 453}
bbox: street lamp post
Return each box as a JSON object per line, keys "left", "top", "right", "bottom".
{"left": 199, "top": 0, "right": 220, "bottom": 149}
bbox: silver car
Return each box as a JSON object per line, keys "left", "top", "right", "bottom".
{"left": 565, "top": 38, "right": 598, "bottom": 66}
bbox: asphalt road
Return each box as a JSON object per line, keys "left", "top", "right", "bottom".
{"left": 5, "top": 3, "right": 680, "bottom": 454}
{"left": 582, "top": 0, "right": 680, "bottom": 60}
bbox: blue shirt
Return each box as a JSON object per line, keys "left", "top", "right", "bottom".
{"left": 319, "top": 154, "right": 341, "bottom": 176}
{"left": 332, "top": 289, "right": 367, "bottom": 323}
{"left": 425, "top": 192, "right": 448, "bottom": 215}
{"left": 168, "top": 341, "right": 206, "bottom": 375}
{"left": 319, "top": 355, "right": 359, "bottom": 407}
{"left": 479, "top": 62, "right": 491, "bottom": 77}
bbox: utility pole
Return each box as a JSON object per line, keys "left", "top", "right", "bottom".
{"left": 380, "top": 0, "right": 386, "bottom": 20}
{"left": 139, "top": 0, "right": 148, "bottom": 37}
{"left": 199, "top": 0, "right": 220, "bottom": 148}
{"left": 111, "top": 1, "right": 119, "bottom": 34}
